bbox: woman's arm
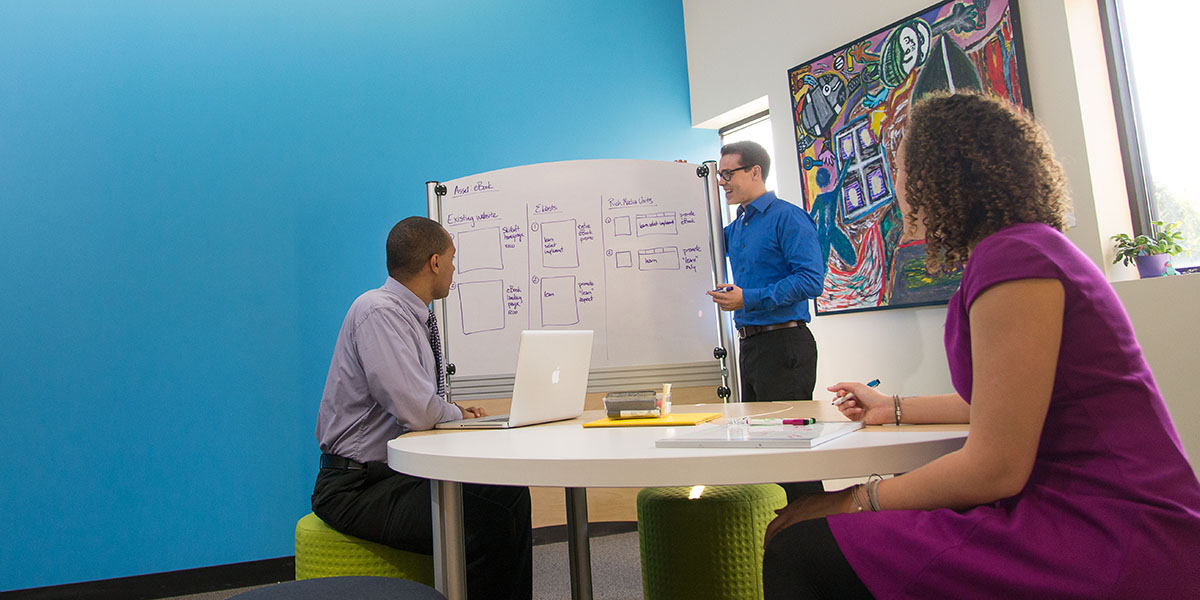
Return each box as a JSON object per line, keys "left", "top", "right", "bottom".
{"left": 900, "top": 394, "right": 971, "bottom": 424}
{"left": 828, "top": 383, "right": 969, "bottom": 425}
{"left": 875, "top": 277, "right": 1063, "bottom": 510}
{"left": 774, "top": 277, "right": 1064, "bottom": 531}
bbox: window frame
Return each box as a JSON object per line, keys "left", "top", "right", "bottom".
{"left": 718, "top": 110, "right": 771, "bottom": 139}
{"left": 718, "top": 111, "right": 775, "bottom": 221}
{"left": 1098, "top": 0, "right": 1156, "bottom": 236}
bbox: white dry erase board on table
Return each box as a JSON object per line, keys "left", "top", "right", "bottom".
{"left": 656, "top": 421, "right": 864, "bottom": 449}
{"left": 427, "top": 159, "right": 737, "bottom": 400}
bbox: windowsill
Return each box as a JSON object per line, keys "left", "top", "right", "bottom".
{"left": 1106, "top": 261, "right": 1199, "bottom": 283}
{"left": 1111, "top": 270, "right": 1200, "bottom": 292}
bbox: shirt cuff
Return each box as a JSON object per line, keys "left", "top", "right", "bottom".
{"left": 742, "top": 288, "right": 762, "bottom": 311}
{"left": 441, "top": 401, "right": 463, "bottom": 422}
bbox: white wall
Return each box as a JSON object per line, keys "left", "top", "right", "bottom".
{"left": 1114, "top": 277, "right": 1200, "bottom": 461}
{"left": 683, "top": 0, "right": 1198, "bottom": 460}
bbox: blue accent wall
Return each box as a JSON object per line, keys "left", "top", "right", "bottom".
{"left": 0, "top": 1, "right": 716, "bottom": 590}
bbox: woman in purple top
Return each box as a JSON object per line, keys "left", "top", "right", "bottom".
{"left": 761, "top": 92, "right": 1200, "bottom": 599}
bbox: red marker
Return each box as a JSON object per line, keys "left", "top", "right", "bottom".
{"left": 732, "top": 417, "right": 816, "bottom": 426}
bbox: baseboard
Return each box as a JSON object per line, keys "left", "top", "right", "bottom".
{"left": 2, "top": 521, "right": 639, "bottom": 599}
{"left": 0, "top": 556, "right": 295, "bottom": 600}
{"left": 532, "top": 520, "right": 638, "bottom": 545}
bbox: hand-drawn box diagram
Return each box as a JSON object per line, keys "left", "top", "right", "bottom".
{"left": 540, "top": 219, "right": 579, "bottom": 268}
{"left": 636, "top": 212, "right": 678, "bottom": 236}
{"left": 613, "top": 216, "right": 632, "bottom": 237}
{"left": 456, "top": 280, "right": 505, "bottom": 334}
{"left": 540, "top": 275, "right": 579, "bottom": 326}
{"left": 615, "top": 251, "right": 633, "bottom": 269}
{"left": 638, "top": 247, "right": 680, "bottom": 270}
{"left": 456, "top": 227, "right": 504, "bottom": 273}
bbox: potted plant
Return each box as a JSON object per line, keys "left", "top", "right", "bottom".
{"left": 1111, "top": 220, "right": 1188, "bottom": 278}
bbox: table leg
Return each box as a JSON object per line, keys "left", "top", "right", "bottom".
{"left": 565, "top": 487, "right": 593, "bottom": 600}
{"left": 431, "top": 480, "right": 468, "bottom": 600}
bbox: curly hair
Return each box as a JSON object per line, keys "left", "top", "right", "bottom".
{"left": 902, "top": 92, "right": 1070, "bottom": 269}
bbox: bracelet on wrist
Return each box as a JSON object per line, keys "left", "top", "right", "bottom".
{"left": 865, "top": 473, "right": 884, "bottom": 512}
{"left": 893, "top": 394, "right": 902, "bottom": 426}
{"left": 850, "top": 484, "right": 868, "bottom": 512}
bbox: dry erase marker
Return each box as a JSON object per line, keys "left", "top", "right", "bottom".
{"left": 833, "top": 379, "right": 881, "bottom": 406}
{"left": 731, "top": 417, "right": 816, "bottom": 426}
{"left": 712, "top": 286, "right": 733, "bottom": 292}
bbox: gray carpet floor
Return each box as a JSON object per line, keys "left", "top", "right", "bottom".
{"left": 533, "top": 531, "right": 642, "bottom": 600}
{"left": 163, "top": 531, "right": 644, "bottom": 600}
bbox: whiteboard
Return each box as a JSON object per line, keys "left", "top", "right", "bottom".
{"left": 433, "top": 159, "right": 722, "bottom": 382}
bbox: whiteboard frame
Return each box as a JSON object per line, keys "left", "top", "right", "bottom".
{"left": 426, "top": 180, "right": 455, "bottom": 404}
{"left": 700, "top": 160, "right": 742, "bottom": 402}
{"left": 427, "top": 160, "right": 742, "bottom": 402}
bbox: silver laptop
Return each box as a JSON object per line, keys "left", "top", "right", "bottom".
{"left": 435, "top": 330, "right": 594, "bottom": 429}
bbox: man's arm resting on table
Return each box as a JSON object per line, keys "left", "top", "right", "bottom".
{"left": 356, "top": 308, "right": 464, "bottom": 430}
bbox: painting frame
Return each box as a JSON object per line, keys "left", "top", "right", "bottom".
{"left": 788, "top": 0, "right": 1033, "bottom": 315}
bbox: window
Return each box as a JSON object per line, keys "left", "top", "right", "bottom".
{"left": 1101, "top": 0, "right": 1200, "bottom": 268}
{"left": 719, "top": 112, "right": 776, "bottom": 222}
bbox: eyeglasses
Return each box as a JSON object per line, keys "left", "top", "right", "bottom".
{"left": 717, "top": 165, "right": 754, "bottom": 182}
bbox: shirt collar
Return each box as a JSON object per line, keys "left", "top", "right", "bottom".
{"left": 740, "top": 190, "right": 777, "bottom": 218}
{"left": 382, "top": 277, "right": 430, "bottom": 319}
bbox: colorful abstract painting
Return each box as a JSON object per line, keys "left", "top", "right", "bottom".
{"left": 789, "top": 0, "right": 1031, "bottom": 314}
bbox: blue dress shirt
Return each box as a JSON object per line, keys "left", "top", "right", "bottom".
{"left": 724, "top": 191, "right": 825, "bottom": 327}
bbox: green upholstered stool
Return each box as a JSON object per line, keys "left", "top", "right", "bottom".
{"left": 294, "top": 513, "right": 434, "bottom": 586}
{"left": 637, "top": 484, "right": 787, "bottom": 600}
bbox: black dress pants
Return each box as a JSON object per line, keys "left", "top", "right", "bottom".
{"left": 740, "top": 324, "right": 823, "bottom": 500}
{"left": 739, "top": 323, "right": 818, "bottom": 402}
{"left": 763, "top": 517, "right": 874, "bottom": 600}
{"left": 312, "top": 461, "right": 532, "bottom": 600}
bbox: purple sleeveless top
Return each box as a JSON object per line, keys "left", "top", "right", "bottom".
{"left": 828, "top": 223, "right": 1200, "bottom": 598}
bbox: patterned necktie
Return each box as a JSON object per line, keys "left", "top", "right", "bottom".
{"left": 426, "top": 308, "right": 446, "bottom": 399}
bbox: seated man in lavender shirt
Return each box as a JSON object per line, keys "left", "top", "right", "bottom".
{"left": 312, "top": 216, "right": 532, "bottom": 600}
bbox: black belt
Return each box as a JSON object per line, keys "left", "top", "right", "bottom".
{"left": 738, "top": 320, "right": 804, "bottom": 339}
{"left": 320, "top": 453, "right": 366, "bottom": 470}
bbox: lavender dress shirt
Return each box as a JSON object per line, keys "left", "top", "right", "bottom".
{"left": 316, "top": 277, "right": 462, "bottom": 463}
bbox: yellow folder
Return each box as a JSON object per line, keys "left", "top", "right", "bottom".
{"left": 582, "top": 412, "right": 722, "bottom": 428}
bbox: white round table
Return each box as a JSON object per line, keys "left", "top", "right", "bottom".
{"left": 387, "top": 402, "right": 967, "bottom": 600}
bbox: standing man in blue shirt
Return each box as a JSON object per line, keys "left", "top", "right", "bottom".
{"left": 312, "top": 216, "right": 532, "bottom": 600}
{"left": 707, "top": 141, "right": 826, "bottom": 402}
